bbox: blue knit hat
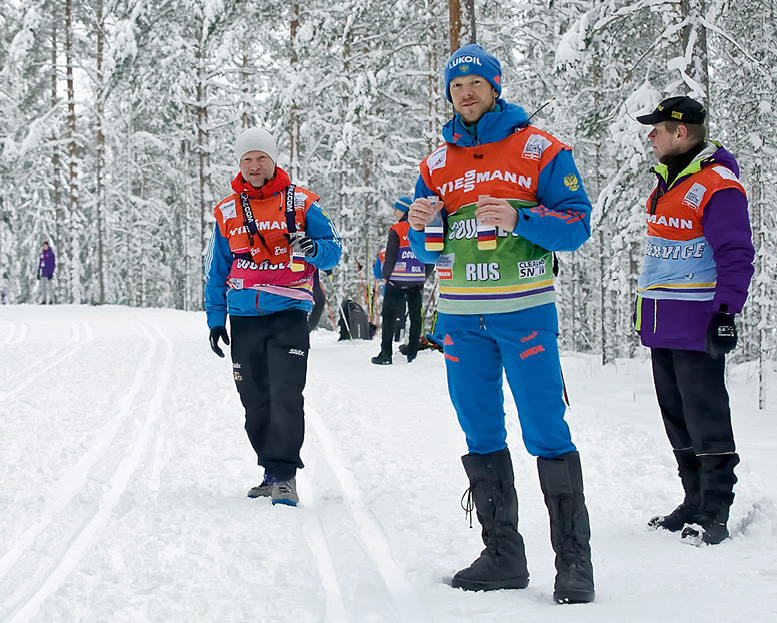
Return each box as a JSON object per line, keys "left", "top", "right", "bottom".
{"left": 394, "top": 196, "right": 412, "bottom": 213}
{"left": 444, "top": 44, "right": 502, "bottom": 103}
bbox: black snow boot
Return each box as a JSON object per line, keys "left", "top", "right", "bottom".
{"left": 648, "top": 448, "right": 700, "bottom": 532}
{"left": 451, "top": 448, "right": 530, "bottom": 592}
{"left": 538, "top": 451, "right": 595, "bottom": 604}
{"left": 682, "top": 453, "right": 739, "bottom": 545}
{"left": 370, "top": 351, "right": 392, "bottom": 365}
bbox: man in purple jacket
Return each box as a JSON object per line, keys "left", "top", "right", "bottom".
{"left": 37, "top": 241, "right": 56, "bottom": 304}
{"left": 634, "top": 96, "right": 754, "bottom": 545}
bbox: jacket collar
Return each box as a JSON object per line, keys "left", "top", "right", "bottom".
{"left": 230, "top": 166, "right": 291, "bottom": 199}
{"left": 442, "top": 99, "right": 530, "bottom": 147}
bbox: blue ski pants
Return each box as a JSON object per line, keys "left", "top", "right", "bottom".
{"left": 442, "top": 325, "right": 575, "bottom": 458}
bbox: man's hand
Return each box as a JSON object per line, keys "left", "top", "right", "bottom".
{"left": 407, "top": 197, "right": 444, "bottom": 231}
{"left": 209, "top": 326, "right": 230, "bottom": 358}
{"left": 291, "top": 234, "right": 317, "bottom": 256}
{"left": 705, "top": 313, "right": 737, "bottom": 359}
{"left": 474, "top": 196, "right": 519, "bottom": 232}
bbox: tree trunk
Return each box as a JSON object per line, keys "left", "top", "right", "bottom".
{"left": 680, "top": 0, "right": 710, "bottom": 101}
{"left": 65, "top": 0, "right": 80, "bottom": 303}
{"left": 449, "top": 0, "right": 476, "bottom": 51}
{"left": 195, "top": 30, "right": 210, "bottom": 307}
{"left": 95, "top": 0, "right": 106, "bottom": 304}
{"left": 289, "top": 0, "right": 301, "bottom": 181}
{"left": 50, "top": 11, "right": 63, "bottom": 304}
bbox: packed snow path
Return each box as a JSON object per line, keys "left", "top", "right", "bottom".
{"left": 1, "top": 305, "right": 776, "bottom": 622}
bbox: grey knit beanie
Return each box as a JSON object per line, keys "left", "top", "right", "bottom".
{"left": 234, "top": 128, "right": 278, "bottom": 164}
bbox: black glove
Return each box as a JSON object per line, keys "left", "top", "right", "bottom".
{"left": 705, "top": 312, "right": 737, "bottom": 359}
{"left": 209, "top": 326, "right": 230, "bottom": 358}
{"left": 291, "top": 235, "right": 317, "bottom": 256}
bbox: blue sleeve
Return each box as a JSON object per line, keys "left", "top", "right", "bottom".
{"left": 409, "top": 174, "right": 443, "bottom": 263}
{"left": 304, "top": 201, "right": 342, "bottom": 272}
{"left": 204, "top": 225, "right": 233, "bottom": 329}
{"left": 373, "top": 256, "right": 382, "bottom": 280}
{"left": 513, "top": 149, "right": 592, "bottom": 252}
{"left": 414, "top": 175, "right": 434, "bottom": 202}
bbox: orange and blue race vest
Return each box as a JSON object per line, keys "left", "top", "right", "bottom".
{"left": 420, "top": 128, "right": 570, "bottom": 315}
{"left": 213, "top": 187, "right": 318, "bottom": 301}
{"left": 387, "top": 221, "right": 426, "bottom": 284}
{"left": 637, "top": 161, "right": 745, "bottom": 302}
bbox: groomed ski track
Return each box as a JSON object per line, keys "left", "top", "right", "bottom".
{"left": 1, "top": 305, "right": 776, "bottom": 623}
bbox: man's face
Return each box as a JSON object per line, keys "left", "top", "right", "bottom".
{"left": 647, "top": 122, "right": 683, "bottom": 162}
{"left": 42, "top": 243, "right": 49, "bottom": 251}
{"left": 449, "top": 74, "right": 498, "bottom": 125}
{"left": 239, "top": 151, "right": 275, "bottom": 188}
{"left": 394, "top": 208, "right": 406, "bottom": 222}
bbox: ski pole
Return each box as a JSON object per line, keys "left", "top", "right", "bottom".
{"left": 355, "top": 259, "right": 371, "bottom": 323}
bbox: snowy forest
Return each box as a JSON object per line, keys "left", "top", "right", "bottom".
{"left": 1, "top": 0, "right": 775, "bottom": 391}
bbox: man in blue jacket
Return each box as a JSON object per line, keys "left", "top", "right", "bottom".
{"left": 407, "top": 44, "right": 594, "bottom": 603}
{"left": 205, "top": 127, "right": 341, "bottom": 506}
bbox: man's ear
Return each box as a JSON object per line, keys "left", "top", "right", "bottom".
{"left": 676, "top": 123, "right": 689, "bottom": 141}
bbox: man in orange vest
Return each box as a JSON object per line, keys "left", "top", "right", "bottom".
{"left": 371, "top": 196, "right": 431, "bottom": 365}
{"left": 407, "top": 44, "right": 594, "bottom": 603}
{"left": 634, "top": 96, "right": 754, "bottom": 545}
{"left": 205, "top": 127, "right": 342, "bottom": 507}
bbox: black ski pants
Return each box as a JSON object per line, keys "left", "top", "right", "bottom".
{"left": 230, "top": 311, "right": 309, "bottom": 481}
{"left": 651, "top": 347, "right": 738, "bottom": 501}
{"left": 380, "top": 283, "right": 422, "bottom": 357}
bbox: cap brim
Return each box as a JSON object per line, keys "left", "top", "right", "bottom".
{"left": 635, "top": 112, "right": 664, "bottom": 125}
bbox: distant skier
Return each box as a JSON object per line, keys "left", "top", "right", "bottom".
{"left": 37, "top": 241, "right": 56, "bottom": 304}
{"left": 205, "top": 127, "right": 342, "bottom": 507}
{"left": 634, "top": 96, "right": 754, "bottom": 545}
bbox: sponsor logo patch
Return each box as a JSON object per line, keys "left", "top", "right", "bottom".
{"left": 521, "top": 331, "right": 538, "bottom": 343}
{"left": 518, "top": 259, "right": 546, "bottom": 279}
{"left": 435, "top": 253, "right": 455, "bottom": 280}
{"left": 712, "top": 166, "right": 738, "bottom": 182}
{"left": 681, "top": 183, "right": 707, "bottom": 211}
{"left": 289, "top": 348, "right": 305, "bottom": 356}
{"left": 219, "top": 199, "right": 237, "bottom": 222}
{"left": 522, "top": 134, "right": 552, "bottom": 161}
{"left": 427, "top": 145, "right": 448, "bottom": 174}
{"left": 564, "top": 174, "right": 579, "bottom": 191}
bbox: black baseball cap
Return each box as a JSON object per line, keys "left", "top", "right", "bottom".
{"left": 636, "top": 96, "right": 707, "bottom": 125}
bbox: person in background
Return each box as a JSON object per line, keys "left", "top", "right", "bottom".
{"left": 37, "top": 241, "right": 56, "bottom": 304}
{"left": 371, "top": 196, "right": 430, "bottom": 365}
{"left": 407, "top": 44, "right": 594, "bottom": 603}
{"left": 205, "top": 127, "right": 342, "bottom": 507}
{"left": 634, "top": 96, "right": 754, "bottom": 545}
{"left": 373, "top": 248, "right": 409, "bottom": 343}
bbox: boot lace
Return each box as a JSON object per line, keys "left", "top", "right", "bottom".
{"left": 461, "top": 486, "right": 475, "bottom": 528}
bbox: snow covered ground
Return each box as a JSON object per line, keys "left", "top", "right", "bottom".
{"left": 1, "top": 304, "right": 776, "bottom": 623}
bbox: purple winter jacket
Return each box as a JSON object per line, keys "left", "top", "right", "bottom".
{"left": 38, "top": 248, "right": 56, "bottom": 279}
{"left": 635, "top": 143, "right": 755, "bottom": 351}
